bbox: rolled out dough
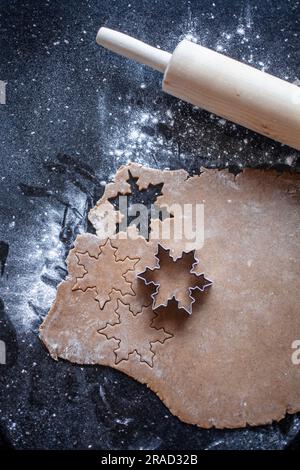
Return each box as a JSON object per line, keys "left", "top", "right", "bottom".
{"left": 40, "top": 164, "right": 300, "bottom": 428}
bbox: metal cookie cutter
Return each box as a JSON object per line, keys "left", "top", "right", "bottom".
{"left": 138, "top": 244, "right": 212, "bottom": 315}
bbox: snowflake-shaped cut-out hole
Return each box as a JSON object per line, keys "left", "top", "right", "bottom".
{"left": 73, "top": 239, "right": 139, "bottom": 308}
{"left": 138, "top": 245, "right": 212, "bottom": 314}
{"left": 98, "top": 299, "right": 173, "bottom": 367}
{"left": 108, "top": 170, "right": 171, "bottom": 238}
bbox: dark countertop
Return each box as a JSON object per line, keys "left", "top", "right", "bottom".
{"left": 0, "top": 0, "right": 299, "bottom": 450}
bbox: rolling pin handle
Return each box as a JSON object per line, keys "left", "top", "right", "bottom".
{"left": 96, "top": 27, "right": 171, "bottom": 73}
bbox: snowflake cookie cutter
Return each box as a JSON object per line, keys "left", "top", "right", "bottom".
{"left": 138, "top": 244, "right": 212, "bottom": 315}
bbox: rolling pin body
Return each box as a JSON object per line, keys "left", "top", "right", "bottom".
{"left": 97, "top": 28, "right": 300, "bottom": 150}
{"left": 163, "top": 40, "right": 300, "bottom": 149}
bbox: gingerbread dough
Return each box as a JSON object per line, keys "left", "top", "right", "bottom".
{"left": 40, "top": 164, "right": 300, "bottom": 429}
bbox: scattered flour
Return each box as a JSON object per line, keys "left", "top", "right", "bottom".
{"left": 0, "top": 189, "right": 88, "bottom": 332}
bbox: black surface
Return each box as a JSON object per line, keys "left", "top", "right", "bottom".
{"left": 0, "top": 0, "right": 299, "bottom": 450}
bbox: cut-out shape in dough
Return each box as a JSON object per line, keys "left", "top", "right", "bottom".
{"left": 107, "top": 169, "right": 172, "bottom": 239}
{"left": 73, "top": 238, "right": 139, "bottom": 308}
{"left": 98, "top": 299, "right": 173, "bottom": 367}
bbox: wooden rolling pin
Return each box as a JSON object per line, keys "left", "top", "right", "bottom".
{"left": 97, "top": 27, "right": 300, "bottom": 151}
